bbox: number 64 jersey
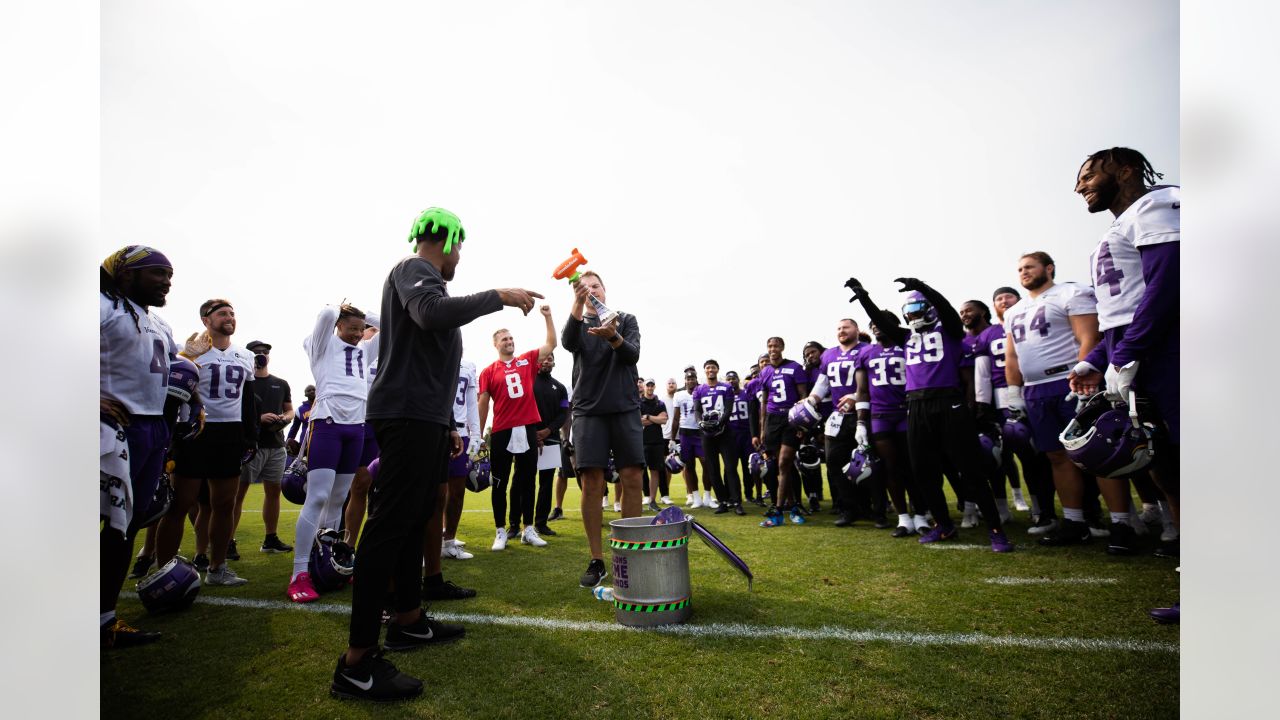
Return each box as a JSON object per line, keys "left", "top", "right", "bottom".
{"left": 1003, "top": 282, "right": 1097, "bottom": 387}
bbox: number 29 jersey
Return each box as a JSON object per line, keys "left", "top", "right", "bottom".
{"left": 479, "top": 348, "right": 543, "bottom": 433}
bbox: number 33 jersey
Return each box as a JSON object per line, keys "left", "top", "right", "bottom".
{"left": 479, "top": 348, "right": 543, "bottom": 433}
{"left": 1003, "top": 283, "right": 1097, "bottom": 387}
{"left": 191, "top": 345, "right": 254, "bottom": 422}
{"left": 1089, "top": 185, "right": 1180, "bottom": 332}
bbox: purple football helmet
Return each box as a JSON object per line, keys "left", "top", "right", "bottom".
{"left": 977, "top": 427, "right": 1003, "bottom": 473}
{"left": 309, "top": 528, "right": 355, "bottom": 592}
{"left": 1059, "top": 393, "right": 1155, "bottom": 478}
{"left": 1001, "top": 409, "right": 1037, "bottom": 454}
{"left": 136, "top": 555, "right": 201, "bottom": 614}
{"left": 787, "top": 399, "right": 822, "bottom": 430}
{"left": 665, "top": 452, "right": 685, "bottom": 473}
{"left": 748, "top": 451, "right": 767, "bottom": 479}
{"left": 135, "top": 471, "right": 173, "bottom": 530}
{"left": 166, "top": 356, "right": 200, "bottom": 404}
{"left": 796, "top": 443, "right": 823, "bottom": 470}
{"left": 281, "top": 457, "right": 307, "bottom": 505}
{"left": 842, "top": 445, "right": 876, "bottom": 484}
{"left": 901, "top": 291, "right": 938, "bottom": 331}
{"left": 699, "top": 408, "right": 727, "bottom": 437}
{"left": 467, "top": 456, "right": 491, "bottom": 492}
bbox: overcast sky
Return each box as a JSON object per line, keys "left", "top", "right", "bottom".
{"left": 102, "top": 0, "right": 1178, "bottom": 391}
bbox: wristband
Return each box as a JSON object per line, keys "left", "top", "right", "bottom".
{"left": 854, "top": 401, "right": 871, "bottom": 411}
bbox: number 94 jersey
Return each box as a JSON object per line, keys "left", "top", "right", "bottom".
{"left": 1003, "top": 282, "right": 1097, "bottom": 387}
{"left": 479, "top": 348, "right": 543, "bottom": 434}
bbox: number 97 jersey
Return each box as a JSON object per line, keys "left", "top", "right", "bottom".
{"left": 479, "top": 348, "right": 543, "bottom": 434}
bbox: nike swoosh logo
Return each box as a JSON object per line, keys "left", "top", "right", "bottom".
{"left": 400, "top": 628, "right": 434, "bottom": 640}
{"left": 951, "top": 404, "right": 962, "bottom": 409}
{"left": 343, "top": 673, "right": 374, "bottom": 691}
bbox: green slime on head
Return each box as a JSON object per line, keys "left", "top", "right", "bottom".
{"left": 408, "top": 207, "right": 465, "bottom": 254}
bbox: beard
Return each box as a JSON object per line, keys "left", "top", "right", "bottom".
{"left": 1022, "top": 272, "right": 1049, "bottom": 291}
{"left": 1085, "top": 177, "right": 1119, "bottom": 213}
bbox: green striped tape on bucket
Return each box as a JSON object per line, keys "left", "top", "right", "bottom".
{"left": 614, "top": 597, "right": 691, "bottom": 613}
{"left": 609, "top": 535, "right": 689, "bottom": 551}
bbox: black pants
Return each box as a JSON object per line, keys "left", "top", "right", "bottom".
{"left": 1009, "top": 444, "right": 1056, "bottom": 520}
{"left": 536, "top": 468, "right": 555, "bottom": 524}
{"left": 825, "top": 420, "right": 861, "bottom": 515}
{"left": 491, "top": 427, "right": 537, "bottom": 529}
{"left": 642, "top": 442, "right": 669, "bottom": 498}
{"left": 702, "top": 430, "right": 740, "bottom": 505}
{"left": 906, "top": 393, "right": 1003, "bottom": 530}
{"left": 350, "top": 419, "right": 449, "bottom": 649}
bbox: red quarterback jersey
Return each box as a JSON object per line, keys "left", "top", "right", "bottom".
{"left": 479, "top": 348, "right": 543, "bottom": 433}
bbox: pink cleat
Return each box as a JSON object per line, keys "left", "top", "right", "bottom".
{"left": 288, "top": 572, "right": 320, "bottom": 603}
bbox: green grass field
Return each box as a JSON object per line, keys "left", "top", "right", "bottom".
{"left": 103, "top": 483, "right": 1179, "bottom": 719}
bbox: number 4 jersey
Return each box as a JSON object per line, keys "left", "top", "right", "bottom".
{"left": 1090, "top": 185, "right": 1180, "bottom": 332}
{"left": 1003, "top": 282, "right": 1097, "bottom": 387}
{"left": 100, "top": 294, "right": 178, "bottom": 416}
{"left": 479, "top": 348, "right": 543, "bottom": 433}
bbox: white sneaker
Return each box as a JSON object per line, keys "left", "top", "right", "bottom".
{"left": 602, "top": 496, "right": 609, "bottom": 509}
{"left": 1012, "top": 489, "right": 1029, "bottom": 512}
{"left": 1161, "top": 524, "right": 1179, "bottom": 543}
{"left": 660, "top": 496, "right": 673, "bottom": 505}
{"left": 1128, "top": 513, "right": 1149, "bottom": 536}
{"left": 491, "top": 527, "right": 508, "bottom": 551}
{"left": 1088, "top": 523, "right": 1111, "bottom": 538}
{"left": 960, "top": 504, "right": 979, "bottom": 529}
{"left": 442, "top": 539, "right": 474, "bottom": 560}
{"left": 205, "top": 565, "right": 248, "bottom": 586}
{"left": 1028, "top": 518, "right": 1059, "bottom": 536}
{"left": 643, "top": 496, "right": 652, "bottom": 504}
{"left": 689, "top": 496, "right": 703, "bottom": 509}
{"left": 521, "top": 526, "right": 548, "bottom": 547}
{"left": 454, "top": 539, "right": 467, "bottom": 547}
{"left": 1139, "top": 503, "right": 1162, "bottom": 524}
{"left": 704, "top": 493, "right": 719, "bottom": 509}
{"left": 685, "top": 494, "right": 696, "bottom": 507}
{"left": 612, "top": 502, "right": 621, "bottom": 512}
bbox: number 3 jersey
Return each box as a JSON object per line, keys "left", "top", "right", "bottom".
{"left": 305, "top": 305, "right": 380, "bottom": 425}
{"left": 479, "top": 348, "right": 543, "bottom": 433}
{"left": 1003, "top": 282, "right": 1097, "bottom": 387}
{"left": 1089, "top": 185, "right": 1180, "bottom": 332}
{"left": 190, "top": 344, "right": 255, "bottom": 422}
{"left": 100, "top": 294, "right": 178, "bottom": 416}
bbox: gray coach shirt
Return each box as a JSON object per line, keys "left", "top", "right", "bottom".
{"left": 561, "top": 311, "right": 640, "bottom": 417}
{"left": 367, "top": 256, "right": 502, "bottom": 425}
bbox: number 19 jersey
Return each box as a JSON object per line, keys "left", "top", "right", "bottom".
{"left": 479, "top": 348, "right": 542, "bottom": 433}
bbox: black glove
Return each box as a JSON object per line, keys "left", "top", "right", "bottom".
{"left": 973, "top": 402, "right": 1002, "bottom": 433}
{"left": 894, "top": 277, "right": 925, "bottom": 293}
{"left": 844, "top": 277, "right": 868, "bottom": 302}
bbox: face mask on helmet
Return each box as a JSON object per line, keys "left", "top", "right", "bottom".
{"left": 699, "top": 409, "right": 726, "bottom": 436}
{"left": 136, "top": 556, "right": 201, "bottom": 614}
{"left": 1058, "top": 394, "right": 1157, "bottom": 478}
{"left": 665, "top": 452, "right": 685, "bottom": 473}
{"left": 787, "top": 399, "right": 822, "bottom": 430}
{"left": 843, "top": 445, "right": 876, "bottom": 483}
{"left": 309, "top": 528, "right": 355, "bottom": 592}
{"left": 796, "top": 444, "right": 823, "bottom": 469}
{"left": 167, "top": 356, "right": 200, "bottom": 403}
{"left": 467, "top": 457, "right": 492, "bottom": 492}
{"left": 902, "top": 298, "right": 938, "bottom": 331}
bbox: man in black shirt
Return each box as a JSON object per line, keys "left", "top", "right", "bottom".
{"left": 332, "top": 207, "right": 542, "bottom": 703}
{"left": 232, "top": 340, "right": 295, "bottom": 556}
{"left": 638, "top": 379, "right": 669, "bottom": 513}
{"left": 532, "top": 353, "right": 570, "bottom": 535}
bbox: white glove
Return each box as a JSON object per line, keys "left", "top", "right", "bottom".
{"left": 854, "top": 422, "right": 869, "bottom": 447}
{"left": 1072, "top": 360, "right": 1100, "bottom": 377}
{"left": 1104, "top": 361, "right": 1139, "bottom": 403}
{"left": 669, "top": 440, "right": 680, "bottom": 455}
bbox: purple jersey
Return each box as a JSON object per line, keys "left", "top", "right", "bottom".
{"left": 818, "top": 345, "right": 863, "bottom": 405}
{"left": 759, "top": 360, "right": 808, "bottom": 414}
{"left": 805, "top": 364, "right": 834, "bottom": 416}
{"left": 854, "top": 343, "right": 907, "bottom": 415}
{"left": 728, "top": 387, "right": 751, "bottom": 429}
{"left": 692, "top": 382, "right": 734, "bottom": 418}
{"left": 960, "top": 333, "right": 979, "bottom": 369}
{"left": 903, "top": 327, "right": 965, "bottom": 392}
{"left": 971, "top": 324, "right": 1009, "bottom": 390}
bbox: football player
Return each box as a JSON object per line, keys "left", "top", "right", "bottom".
{"left": 692, "top": 359, "right": 741, "bottom": 514}
{"left": 1070, "top": 147, "right": 1180, "bottom": 566}
{"left": 156, "top": 298, "right": 258, "bottom": 586}
{"left": 532, "top": 353, "right": 571, "bottom": 531}
{"left": 341, "top": 325, "right": 381, "bottom": 549}
{"left": 441, "top": 359, "right": 480, "bottom": 560}
{"left": 805, "top": 320, "right": 872, "bottom": 527}
{"left": 477, "top": 307, "right": 557, "bottom": 551}
{"left": 724, "top": 370, "right": 755, "bottom": 506}
{"left": 755, "top": 337, "right": 810, "bottom": 527}
{"left": 669, "top": 368, "right": 706, "bottom": 508}
{"left": 848, "top": 278, "right": 1014, "bottom": 552}
{"left": 287, "top": 303, "right": 379, "bottom": 603}
{"left": 959, "top": 300, "right": 1013, "bottom": 526}
{"left": 100, "top": 246, "right": 179, "bottom": 648}
{"left": 799, "top": 341, "right": 832, "bottom": 513}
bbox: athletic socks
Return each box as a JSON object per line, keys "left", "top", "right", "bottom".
{"left": 1063, "top": 507, "right": 1085, "bottom": 523}
{"left": 899, "top": 514, "right": 913, "bottom": 530}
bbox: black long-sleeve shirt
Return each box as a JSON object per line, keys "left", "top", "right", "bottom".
{"left": 533, "top": 372, "right": 570, "bottom": 442}
{"left": 560, "top": 311, "right": 641, "bottom": 417}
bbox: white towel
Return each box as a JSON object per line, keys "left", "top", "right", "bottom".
{"left": 100, "top": 421, "right": 134, "bottom": 532}
{"left": 507, "top": 425, "right": 530, "bottom": 454}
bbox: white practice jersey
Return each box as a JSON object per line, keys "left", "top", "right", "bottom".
{"left": 100, "top": 294, "right": 178, "bottom": 416}
{"left": 1004, "top": 282, "right": 1097, "bottom": 386}
{"left": 191, "top": 344, "right": 254, "bottom": 422}
{"left": 1089, "top": 185, "right": 1180, "bottom": 331}
{"left": 452, "top": 360, "right": 480, "bottom": 438}
{"left": 661, "top": 394, "right": 676, "bottom": 438}
{"left": 673, "top": 389, "right": 699, "bottom": 430}
{"left": 305, "top": 306, "right": 380, "bottom": 424}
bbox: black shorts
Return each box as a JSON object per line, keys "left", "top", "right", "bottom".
{"left": 172, "top": 422, "right": 246, "bottom": 479}
{"left": 572, "top": 411, "right": 645, "bottom": 471}
{"left": 763, "top": 413, "right": 802, "bottom": 453}
{"left": 643, "top": 442, "right": 667, "bottom": 470}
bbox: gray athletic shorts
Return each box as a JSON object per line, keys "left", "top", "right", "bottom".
{"left": 240, "top": 446, "right": 286, "bottom": 484}
{"left": 572, "top": 411, "right": 645, "bottom": 471}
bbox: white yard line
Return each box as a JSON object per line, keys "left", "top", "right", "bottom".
{"left": 985, "top": 576, "right": 1119, "bottom": 586}
{"left": 194, "top": 595, "right": 1177, "bottom": 654}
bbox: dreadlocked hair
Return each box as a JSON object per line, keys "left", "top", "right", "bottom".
{"left": 1085, "top": 147, "right": 1164, "bottom": 186}
{"left": 100, "top": 267, "right": 144, "bottom": 333}
{"left": 338, "top": 303, "right": 365, "bottom": 322}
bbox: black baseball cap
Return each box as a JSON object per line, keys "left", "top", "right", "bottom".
{"left": 246, "top": 340, "right": 272, "bottom": 353}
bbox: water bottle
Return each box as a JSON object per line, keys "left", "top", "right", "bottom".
{"left": 593, "top": 586, "right": 614, "bottom": 601}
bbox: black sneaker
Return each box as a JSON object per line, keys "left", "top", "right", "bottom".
{"left": 1037, "top": 519, "right": 1093, "bottom": 547}
{"left": 535, "top": 524, "right": 558, "bottom": 537}
{"left": 808, "top": 497, "right": 820, "bottom": 513}
{"left": 548, "top": 507, "right": 564, "bottom": 521}
{"left": 261, "top": 534, "right": 294, "bottom": 553}
{"left": 714, "top": 504, "right": 730, "bottom": 515}
{"left": 579, "top": 558, "right": 608, "bottom": 588}
{"left": 1153, "top": 539, "right": 1179, "bottom": 559}
{"left": 751, "top": 497, "right": 766, "bottom": 507}
{"left": 505, "top": 525, "right": 520, "bottom": 541}
{"left": 891, "top": 525, "right": 912, "bottom": 538}
{"left": 330, "top": 649, "right": 424, "bottom": 702}
{"left": 833, "top": 513, "right": 854, "bottom": 528}
{"left": 226, "top": 539, "right": 240, "bottom": 561}
{"left": 647, "top": 501, "right": 661, "bottom": 513}
{"left": 101, "top": 619, "right": 161, "bottom": 649}
{"left": 1106, "top": 522, "right": 1138, "bottom": 556}
{"left": 422, "top": 579, "right": 477, "bottom": 601}
{"left": 128, "top": 555, "right": 154, "bottom": 579}
{"left": 873, "top": 517, "right": 895, "bottom": 530}
{"left": 193, "top": 553, "right": 210, "bottom": 571}
{"left": 384, "top": 613, "right": 466, "bottom": 651}
{"left": 732, "top": 504, "right": 746, "bottom": 516}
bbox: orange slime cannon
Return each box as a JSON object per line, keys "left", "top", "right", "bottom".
{"left": 552, "top": 248, "right": 588, "bottom": 283}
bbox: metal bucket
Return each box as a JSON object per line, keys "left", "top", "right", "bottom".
{"left": 608, "top": 517, "right": 693, "bottom": 627}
